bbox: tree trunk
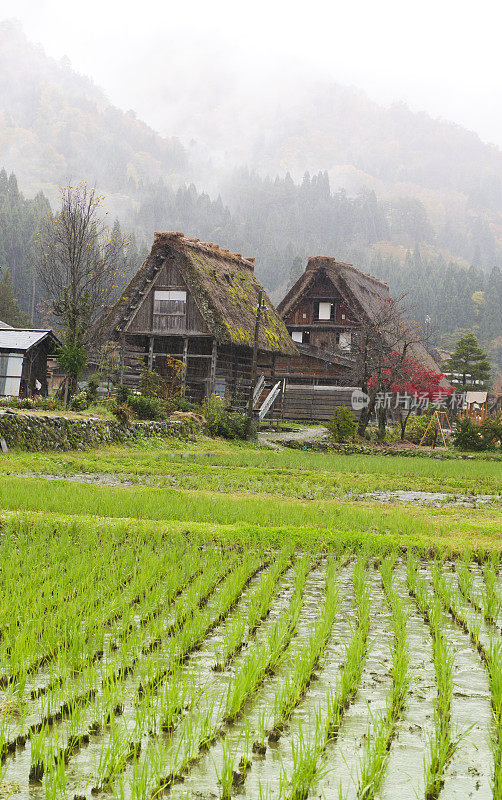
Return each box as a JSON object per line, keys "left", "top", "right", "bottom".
{"left": 400, "top": 409, "right": 412, "bottom": 440}
{"left": 378, "top": 406, "right": 386, "bottom": 441}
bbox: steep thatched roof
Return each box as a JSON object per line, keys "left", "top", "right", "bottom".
{"left": 104, "top": 233, "right": 297, "bottom": 356}
{"left": 279, "top": 257, "right": 440, "bottom": 372}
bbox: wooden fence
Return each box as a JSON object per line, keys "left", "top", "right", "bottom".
{"left": 274, "top": 384, "right": 361, "bottom": 421}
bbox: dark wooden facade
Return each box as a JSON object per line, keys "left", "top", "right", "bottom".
{"left": 103, "top": 233, "right": 297, "bottom": 407}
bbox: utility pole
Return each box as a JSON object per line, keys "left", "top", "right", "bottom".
{"left": 246, "top": 290, "right": 263, "bottom": 440}
{"left": 425, "top": 315, "right": 431, "bottom": 352}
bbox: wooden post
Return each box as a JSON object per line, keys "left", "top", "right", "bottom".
{"left": 119, "top": 334, "right": 125, "bottom": 385}
{"left": 246, "top": 291, "right": 263, "bottom": 439}
{"left": 208, "top": 340, "right": 217, "bottom": 397}
{"left": 181, "top": 337, "right": 188, "bottom": 395}
{"left": 148, "top": 337, "right": 154, "bottom": 371}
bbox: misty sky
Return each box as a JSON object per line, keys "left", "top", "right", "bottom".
{"left": 3, "top": 0, "right": 502, "bottom": 148}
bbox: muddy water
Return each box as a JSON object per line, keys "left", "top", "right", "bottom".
{"left": 355, "top": 490, "right": 499, "bottom": 507}
{"left": 166, "top": 559, "right": 329, "bottom": 800}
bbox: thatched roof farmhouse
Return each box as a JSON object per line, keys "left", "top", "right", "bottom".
{"left": 103, "top": 232, "right": 296, "bottom": 405}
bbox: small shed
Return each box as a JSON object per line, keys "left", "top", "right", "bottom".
{"left": 101, "top": 233, "right": 297, "bottom": 406}
{"left": 0, "top": 326, "right": 60, "bottom": 397}
{"left": 463, "top": 391, "right": 488, "bottom": 423}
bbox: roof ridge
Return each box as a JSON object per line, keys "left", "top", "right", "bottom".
{"left": 306, "top": 255, "right": 388, "bottom": 287}
{"left": 154, "top": 231, "right": 256, "bottom": 269}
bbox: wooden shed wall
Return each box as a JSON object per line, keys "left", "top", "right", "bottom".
{"left": 277, "top": 384, "right": 361, "bottom": 421}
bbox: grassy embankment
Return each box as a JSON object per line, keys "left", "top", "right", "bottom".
{"left": 0, "top": 435, "right": 500, "bottom": 554}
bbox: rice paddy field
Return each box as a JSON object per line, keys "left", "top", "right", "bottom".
{"left": 0, "top": 434, "right": 501, "bottom": 799}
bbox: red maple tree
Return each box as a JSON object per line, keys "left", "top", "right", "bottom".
{"left": 368, "top": 352, "right": 453, "bottom": 439}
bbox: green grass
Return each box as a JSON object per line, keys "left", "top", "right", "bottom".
{"left": 0, "top": 476, "right": 499, "bottom": 553}
{"left": 0, "top": 433, "right": 499, "bottom": 555}
{"left": 1, "top": 435, "right": 501, "bottom": 497}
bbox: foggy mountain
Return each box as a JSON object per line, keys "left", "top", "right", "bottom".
{"left": 0, "top": 20, "right": 187, "bottom": 210}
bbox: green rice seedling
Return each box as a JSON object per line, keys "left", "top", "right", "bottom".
{"left": 270, "top": 557, "right": 340, "bottom": 733}
{"left": 216, "top": 739, "right": 236, "bottom": 800}
{"left": 29, "top": 723, "right": 47, "bottom": 782}
{"left": 483, "top": 562, "right": 502, "bottom": 625}
{"left": 94, "top": 716, "right": 131, "bottom": 791}
{"left": 487, "top": 639, "right": 502, "bottom": 798}
{"left": 44, "top": 753, "right": 66, "bottom": 800}
{"left": 214, "top": 615, "right": 247, "bottom": 671}
{"left": 432, "top": 565, "right": 502, "bottom": 797}
{"left": 356, "top": 556, "right": 409, "bottom": 799}
{"left": 129, "top": 751, "right": 150, "bottom": 800}
{"left": 407, "top": 556, "right": 456, "bottom": 800}
{"left": 286, "top": 710, "right": 326, "bottom": 800}
{"left": 284, "top": 555, "right": 371, "bottom": 799}
{"left": 224, "top": 557, "right": 310, "bottom": 723}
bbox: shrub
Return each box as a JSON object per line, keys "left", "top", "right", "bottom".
{"left": 69, "top": 391, "right": 89, "bottom": 412}
{"left": 174, "top": 396, "right": 197, "bottom": 412}
{"left": 115, "top": 385, "right": 131, "bottom": 405}
{"left": 128, "top": 395, "right": 165, "bottom": 420}
{"left": 139, "top": 367, "right": 166, "bottom": 398}
{"left": 201, "top": 394, "right": 251, "bottom": 440}
{"left": 0, "top": 396, "right": 61, "bottom": 411}
{"left": 453, "top": 415, "right": 502, "bottom": 451}
{"left": 113, "top": 403, "right": 133, "bottom": 426}
{"left": 404, "top": 412, "right": 436, "bottom": 445}
{"left": 86, "top": 374, "right": 100, "bottom": 402}
{"left": 326, "top": 406, "right": 357, "bottom": 443}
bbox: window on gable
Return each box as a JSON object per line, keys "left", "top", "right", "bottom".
{"left": 153, "top": 290, "right": 187, "bottom": 331}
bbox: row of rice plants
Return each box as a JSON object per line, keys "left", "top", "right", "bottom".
{"left": 214, "top": 547, "right": 293, "bottom": 671}
{"left": 85, "top": 554, "right": 268, "bottom": 794}
{"left": 0, "top": 527, "right": 198, "bottom": 689}
{"left": 0, "top": 544, "right": 243, "bottom": 793}
{"left": 282, "top": 554, "right": 371, "bottom": 800}
{"left": 141, "top": 557, "right": 313, "bottom": 798}
{"left": 432, "top": 562, "right": 502, "bottom": 797}
{"left": 406, "top": 554, "right": 456, "bottom": 799}
{"left": 2, "top": 542, "right": 228, "bottom": 751}
{"left": 223, "top": 556, "right": 342, "bottom": 796}
{"left": 355, "top": 556, "right": 410, "bottom": 798}
{"left": 457, "top": 557, "right": 502, "bottom": 628}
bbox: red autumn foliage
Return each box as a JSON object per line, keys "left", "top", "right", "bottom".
{"left": 368, "top": 351, "right": 453, "bottom": 399}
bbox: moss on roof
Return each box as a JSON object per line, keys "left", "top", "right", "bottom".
{"left": 104, "top": 233, "right": 297, "bottom": 356}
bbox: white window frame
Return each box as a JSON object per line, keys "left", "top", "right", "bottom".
{"left": 318, "top": 302, "right": 331, "bottom": 320}
{"left": 154, "top": 290, "right": 186, "bottom": 302}
{"left": 291, "top": 331, "right": 303, "bottom": 343}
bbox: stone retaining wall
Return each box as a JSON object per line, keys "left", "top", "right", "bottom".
{"left": 0, "top": 412, "right": 187, "bottom": 452}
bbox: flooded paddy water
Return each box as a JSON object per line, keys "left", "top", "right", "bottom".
{"left": 0, "top": 548, "right": 500, "bottom": 800}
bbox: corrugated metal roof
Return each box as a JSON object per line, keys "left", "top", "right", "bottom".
{"left": 0, "top": 329, "right": 55, "bottom": 352}
{"left": 0, "top": 319, "right": 13, "bottom": 329}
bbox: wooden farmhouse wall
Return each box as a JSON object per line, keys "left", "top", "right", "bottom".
{"left": 126, "top": 260, "right": 210, "bottom": 336}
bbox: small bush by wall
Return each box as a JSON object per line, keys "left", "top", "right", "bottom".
{"left": 0, "top": 412, "right": 189, "bottom": 452}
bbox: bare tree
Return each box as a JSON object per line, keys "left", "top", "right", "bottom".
{"left": 37, "top": 184, "right": 126, "bottom": 394}
{"left": 351, "top": 293, "right": 427, "bottom": 439}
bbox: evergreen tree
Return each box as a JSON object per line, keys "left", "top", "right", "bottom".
{"left": 0, "top": 268, "right": 30, "bottom": 327}
{"left": 443, "top": 332, "right": 491, "bottom": 389}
